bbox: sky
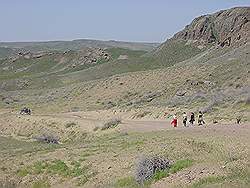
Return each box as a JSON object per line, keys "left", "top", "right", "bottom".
{"left": 0, "top": 0, "right": 249, "bottom": 43}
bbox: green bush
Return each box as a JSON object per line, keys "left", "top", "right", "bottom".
{"left": 169, "top": 159, "right": 193, "bottom": 174}
{"left": 17, "top": 168, "right": 29, "bottom": 177}
{"left": 152, "top": 170, "right": 169, "bottom": 181}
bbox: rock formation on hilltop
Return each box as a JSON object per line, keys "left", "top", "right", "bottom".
{"left": 172, "top": 7, "right": 249, "bottom": 47}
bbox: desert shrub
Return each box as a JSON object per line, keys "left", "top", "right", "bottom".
{"left": 17, "top": 168, "right": 29, "bottom": 177}
{"left": 71, "top": 107, "right": 80, "bottom": 112}
{"left": 115, "top": 158, "right": 192, "bottom": 187}
{"left": 35, "top": 134, "right": 59, "bottom": 144}
{"left": 93, "top": 126, "right": 99, "bottom": 131}
{"left": 101, "top": 118, "right": 122, "bottom": 130}
{"left": 65, "top": 122, "right": 77, "bottom": 128}
{"left": 135, "top": 156, "right": 170, "bottom": 184}
{"left": 132, "top": 111, "right": 151, "bottom": 119}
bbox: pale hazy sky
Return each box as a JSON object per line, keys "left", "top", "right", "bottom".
{"left": 0, "top": 0, "right": 249, "bottom": 42}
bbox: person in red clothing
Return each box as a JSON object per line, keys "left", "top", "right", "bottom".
{"left": 171, "top": 115, "right": 178, "bottom": 127}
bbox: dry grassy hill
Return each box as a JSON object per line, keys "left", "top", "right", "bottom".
{"left": 0, "top": 6, "right": 249, "bottom": 188}
{"left": 1, "top": 7, "right": 249, "bottom": 121}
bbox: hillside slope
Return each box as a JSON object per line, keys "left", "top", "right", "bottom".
{"left": 0, "top": 7, "right": 249, "bottom": 122}
{"left": 0, "top": 39, "right": 159, "bottom": 57}
{"left": 172, "top": 7, "right": 249, "bottom": 46}
{"left": 153, "top": 7, "right": 249, "bottom": 65}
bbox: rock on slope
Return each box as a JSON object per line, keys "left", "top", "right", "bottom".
{"left": 172, "top": 7, "right": 249, "bottom": 47}
{"left": 152, "top": 7, "right": 249, "bottom": 66}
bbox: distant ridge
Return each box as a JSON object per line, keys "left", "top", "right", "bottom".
{"left": 0, "top": 39, "right": 159, "bottom": 53}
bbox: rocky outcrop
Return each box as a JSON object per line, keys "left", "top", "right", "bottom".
{"left": 172, "top": 7, "right": 249, "bottom": 47}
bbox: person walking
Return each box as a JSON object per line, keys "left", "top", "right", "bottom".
{"left": 183, "top": 112, "right": 187, "bottom": 127}
{"left": 189, "top": 112, "right": 195, "bottom": 126}
{"left": 198, "top": 111, "right": 205, "bottom": 126}
{"left": 171, "top": 114, "right": 178, "bottom": 127}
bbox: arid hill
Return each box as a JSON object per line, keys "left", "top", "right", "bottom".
{"left": 173, "top": 7, "right": 249, "bottom": 47}
{"left": 153, "top": 7, "right": 249, "bottom": 65}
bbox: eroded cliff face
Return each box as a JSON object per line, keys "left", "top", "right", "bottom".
{"left": 172, "top": 7, "right": 249, "bottom": 47}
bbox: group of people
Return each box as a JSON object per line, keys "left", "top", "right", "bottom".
{"left": 20, "top": 107, "right": 32, "bottom": 115}
{"left": 170, "top": 111, "right": 205, "bottom": 127}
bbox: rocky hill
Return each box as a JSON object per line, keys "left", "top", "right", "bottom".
{"left": 173, "top": 7, "right": 249, "bottom": 47}
{"left": 173, "top": 7, "right": 250, "bottom": 47}
{"left": 153, "top": 7, "right": 249, "bottom": 65}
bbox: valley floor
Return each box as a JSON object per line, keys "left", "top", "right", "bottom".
{"left": 0, "top": 110, "right": 249, "bottom": 188}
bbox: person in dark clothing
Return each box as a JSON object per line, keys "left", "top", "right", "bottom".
{"left": 236, "top": 117, "right": 241, "bottom": 124}
{"left": 198, "top": 111, "right": 205, "bottom": 126}
{"left": 189, "top": 112, "right": 195, "bottom": 125}
{"left": 183, "top": 112, "right": 187, "bottom": 127}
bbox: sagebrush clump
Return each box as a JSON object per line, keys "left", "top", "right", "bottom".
{"left": 35, "top": 134, "right": 59, "bottom": 144}
{"left": 101, "top": 118, "right": 122, "bottom": 130}
{"left": 135, "top": 156, "right": 171, "bottom": 184}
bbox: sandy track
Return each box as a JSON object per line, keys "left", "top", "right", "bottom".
{"left": 31, "top": 112, "right": 250, "bottom": 134}
{"left": 1, "top": 111, "right": 248, "bottom": 138}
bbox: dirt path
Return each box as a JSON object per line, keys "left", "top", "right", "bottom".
{"left": 121, "top": 119, "right": 250, "bottom": 133}
{"left": 32, "top": 112, "right": 250, "bottom": 134}
{"left": 121, "top": 119, "right": 171, "bottom": 132}
{"left": 1, "top": 110, "right": 249, "bottom": 138}
{"left": 30, "top": 111, "right": 250, "bottom": 131}
{"left": 58, "top": 112, "right": 249, "bottom": 132}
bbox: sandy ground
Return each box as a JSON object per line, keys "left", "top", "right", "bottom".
{"left": 0, "top": 109, "right": 249, "bottom": 188}
{"left": 0, "top": 109, "right": 248, "bottom": 136}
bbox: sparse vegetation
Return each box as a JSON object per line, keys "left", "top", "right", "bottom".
{"left": 17, "top": 168, "right": 29, "bottom": 177}
{"left": 35, "top": 134, "right": 59, "bottom": 144}
{"left": 101, "top": 118, "right": 122, "bottom": 130}
{"left": 132, "top": 111, "right": 151, "bottom": 119}
{"left": 115, "top": 159, "right": 193, "bottom": 187}
{"left": 168, "top": 159, "right": 193, "bottom": 174}
{"left": 115, "top": 177, "right": 141, "bottom": 188}
{"left": 65, "top": 122, "right": 77, "bottom": 128}
{"left": 32, "top": 180, "right": 50, "bottom": 188}
{"left": 16, "top": 159, "right": 92, "bottom": 186}
{"left": 191, "top": 176, "right": 226, "bottom": 188}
